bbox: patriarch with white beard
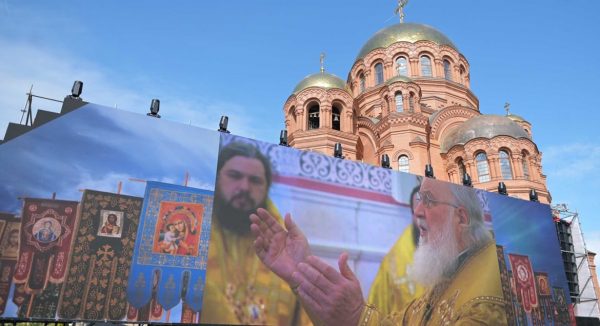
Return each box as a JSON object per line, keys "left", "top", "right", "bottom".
{"left": 408, "top": 180, "right": 492, "bottom": 289}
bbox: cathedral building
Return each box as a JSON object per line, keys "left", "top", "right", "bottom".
{"left": 283, "top": 22, "right": 550, "bottom": 203}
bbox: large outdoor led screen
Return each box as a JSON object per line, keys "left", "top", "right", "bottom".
{"left": 0, "top": 103, "right": 573, "bottom": 325}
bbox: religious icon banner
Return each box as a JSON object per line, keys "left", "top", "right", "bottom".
{"left": 509, "top": 253, "right": 538, "bottom": 312}
{"left": 13, "top": 198, "right": 78, "bottom": 318}
{"left": 57, "top": 190, "right": 143, "bottom": 320}
{"left": 126, "top": 181, "right": 213, "bottom": 322}
{"left": 495, "top": 245, "right": 517, "bottom": 324}
{"left": 0, "top": 214, "right": 20, "bottom": 315}
{"left": 553, "top": 287, "right": 571, "bottom": 325}
{"left": 536, "top": 272, "right": 551, "bottom": 297}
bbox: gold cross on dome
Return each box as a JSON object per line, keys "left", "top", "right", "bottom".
{"left": 504, "top": 102, "right": 511, "bottom": 115}
{"left": 395, "top": 0, "right": 409, "bottom": 23}
{"left": 320, "top": 52, "right": 326, "bottom": 73}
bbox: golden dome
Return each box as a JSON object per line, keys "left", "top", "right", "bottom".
{"left": 356, "top": 23, "right": 457, "bottom": 60}
{"left": 292, "top": 72, "right": 348, "bottom": 94}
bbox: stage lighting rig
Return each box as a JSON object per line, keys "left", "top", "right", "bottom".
{"left": 381, "top": 154, "right": 391, "bottom": 169}
{"left": 462, "top": 172, "right": 473, "bottom": 187}
{"left": 529, "top": 189, "right": 539, "bottom": 202}
{"left": 498, "top": 182, "right": 508, "bottom": 195}
{"left": 218, "top": 116, "right": 230, "bottom": 133}
{"left": 279, "top": 130, "right": 289, "bottom": 146}
{"left": 424, "top": 164, "right": 435, "bottom": 178}
{"left": 71, "top": 80, "right": 83, "bottom": 98}
{"left": 147, "top": 99, "right": 161, "bottom": 118}
{"left": 333, "top": 143, "right": 343, "bottom": 159}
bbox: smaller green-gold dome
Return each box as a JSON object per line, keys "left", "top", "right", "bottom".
{"left": 292, "top": 72, "right": 348, "bottom": 94}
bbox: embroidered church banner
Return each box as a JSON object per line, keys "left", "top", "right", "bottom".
{"left": 13, "top": 198, "right": 78, "bottom": 318}
{"left": 126, "top": 181, "right": 213, "bottom": 322}
{"left": 495, "top": 245, "right": 517, "bottom": 324}
{"left": 57, "top": 190, "right": 143, "bottom": 320}
{"left": 0, "top": 214, "right": 20, "bottom": 315}
{"left": 536, "top": 273, "right": 551, "bottom": 297}
{"left": 509, "top": 253, "right": 538, "bottom": 312}
{"left": 553, "top": 287, "right": 571, "bottom": 325}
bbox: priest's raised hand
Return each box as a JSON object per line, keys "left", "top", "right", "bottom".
{"left": 249, "top": 208, "right": 310, "bottom": 287}
{"left": 250, "top": 208, "right": 366, "bottom": 326}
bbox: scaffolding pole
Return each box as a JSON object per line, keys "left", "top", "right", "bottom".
{"left": 552, "top": 203, "right": 600, "bottom": 318}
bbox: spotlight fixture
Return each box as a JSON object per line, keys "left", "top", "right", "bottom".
{"left": 279, "top": 130, "right": 289, "bottom": 146}
{"left": 147, "top": 99, "right": 161, "bottom": 118}
{"left": 218, "top": 116, "right": 230, "bottom": 133}
{"left": 498, "top": 182, "right": 508, "bottom": 195}
{"left": 71, "top": 80, "right": 83, "bottom": 98}
{"left": 462, "top": 172, "right": 473, "bottom": 187}
{"left": 334, "top": 143, "right": 343, "bottom": 159}
{"left": 381, "top": 154, "right": 391, "bottom": 169}
{"left": 424, "top": 164, "right": 435, "bottom": 178}
{"left": 529, "top": 189, "right": 539, "bottom": 202}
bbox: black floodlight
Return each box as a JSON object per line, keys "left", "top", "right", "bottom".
{"left": 218, "top": 116, "right": 230, "bottom": 133}
{"left": 425, "top": 164, "right": 435, "bottom": 178}
{"left": 498, "top": 182, "right": 508, "bottom": 195}
{"left": 381, "top": 154, "right": 391, "bottom": 169}
{"left": 279, "top": 130, "right": 289, "bottom": 146}
{"left": 462, "top": 172, "right": 473, "bottom": 187}
{"left": 147, "top": 99, "right": 161, "bottom": 118}
{"left": 334, "top": 143, "right": 343, "bottom": 159}
{"left": 529, "top": 189, "right": 539, "bottom": 202}
{"left": 71, "top": 80, "right": 83, "bottom": 98}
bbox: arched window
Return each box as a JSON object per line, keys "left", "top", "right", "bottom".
{"left": 395, "top": 92, "right": 403, "bottom": 112}
{"left": 476, "top": 152, "right": 491, "bottom": 182}
{"left": 398, "top": 155, "right": 409, "bottom": 173}
{"left": 499, "top": 150, "right": 513, "bottom": 179}
{"left": 332, "top": 106, "right": 341, "bottom": 131}
{"left": 308, "top": 104, "right": 320, "bottom": 130}
{"left": 375, "top": 63, "right": 384, "bottom": 85}
{"left": 396, "top": 57, "right": 408, "bottom": 76}
{"left": 358, "top": 72, "right": 366, "bottom": 93}
{"left": 408, "top": 92, "right": 415, "bottom": 112}
{"left": 443, "top": 59, "right": 452, "bottom": 81}
{"left": 522, "top": 150, "right": 530, "bottom": 180}
{"left": 459, "top": 65, "right": 466, "bottom": 84}
{"left": 420, "top": 55, "right": 432, "bottom": 77}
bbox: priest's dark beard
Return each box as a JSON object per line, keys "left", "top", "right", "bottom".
{"left": 213, "top": 191, "right": 267, "bottom": 235}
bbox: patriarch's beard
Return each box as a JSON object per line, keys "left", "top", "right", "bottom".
{"left": 408, "top": 215, "right": 460, "bottom": 288}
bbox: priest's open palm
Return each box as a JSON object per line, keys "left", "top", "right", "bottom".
{"left": 250, "top": 208, "right": 310, "bottom": 286}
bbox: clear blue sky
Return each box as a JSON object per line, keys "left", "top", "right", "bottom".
{"left": 1, "top": 0, "right": 599, "bottom": 254}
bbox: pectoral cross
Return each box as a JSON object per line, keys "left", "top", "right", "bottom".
{"left": 395, "top": 0, "right": 409, "bottom": 23}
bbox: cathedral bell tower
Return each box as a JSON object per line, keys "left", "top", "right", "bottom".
{"left": 284, "top": 55, "right": 357, "bottom": 158}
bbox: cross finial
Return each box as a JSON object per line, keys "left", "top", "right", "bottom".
{"left": 320, "top": 52, "right": 326, "bottom": 73}
{"left": 395, "top": 0, "right": 409, "bottom": 23}
{"left": 504, "top": 102, "right": 510, "bottom": 116}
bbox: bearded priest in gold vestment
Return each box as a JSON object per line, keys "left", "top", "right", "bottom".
{"left": 201, "top": 142, "right": 307, "bottom": 325}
